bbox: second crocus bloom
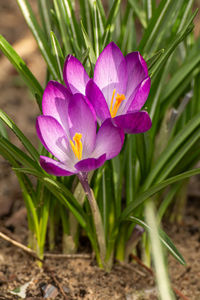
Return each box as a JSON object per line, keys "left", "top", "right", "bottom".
{"left": 63, "top": 42, "right": 152, "bottom": 134}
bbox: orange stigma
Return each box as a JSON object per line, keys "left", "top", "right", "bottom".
{"left": 70, "top": 133, "right": 83, "bottom": 160}
{"left": 109, "top": 89, "right": 125, "bottom": 118}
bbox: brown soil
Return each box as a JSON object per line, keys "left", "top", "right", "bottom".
{"left": 0, "top": 1, "right": 200, "bottom": 299}
{"left": 0, "top": 197, "right": 199, "bottom": 299}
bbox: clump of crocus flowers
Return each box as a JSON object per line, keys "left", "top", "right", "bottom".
{"left": 37, "top": 42, "right": 151, "bottom": 175}
{"left": 36, "top": 42, "right": 152, "bottom": 269}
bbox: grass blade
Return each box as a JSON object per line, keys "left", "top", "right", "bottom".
{"left": 0, "top": 136, "right": 40, "bottom": 170}
{"left": 128, "top": 0, "right": 147, "bottom": 28}
{"left": 0, "top": 147, "right": 40, "bottom": 240}
{"left": 145, "top": 201, "right": 176, "bottom": 300}
{"left": 96, "top": 0, "right": 106, "bottom": 27}
{"left": 93, "top": 1, "right": 100, "bottom": 57}
{"left": 16, "top": 167, "right": 99, "bottom": 256}
{"left": 81, "top": 21, "right": 96, "bottom": 65}
{"left": 37, "top": 0, "right": 52, "bottom": 40}
{"left": 0, "top": 120, "right": 8, "bottom": 139}
{"left": 50, "top": 31, "right": 65, "bottom": 82}
{"left": 0, "top": 110, "right": 39, "bottom": 161}
{"left": 0, "top": 35, "right": 43, "bottom": 109}
{"left": 79, "top": 0, "right": 93, "bottom": 43}
{"left": 120, "top": 167, "right": 200, "bottom": 220}
{"left": 144, "top": 113, "right": 200, "bottom": 189}
{"left": 53, "top": 0, "right": 72, "bottom": 55}
{"left": 130, "top": 213, "right": 185, "bottom": 267}
{"left": 156, "top": 128, "right": 200, "bottom": 182}
{"left": 17, "top": 0, "right": 59, "bottom": 79}
{"left": 102, "top": 0, "right": 121, "bottom": 45}
{"left": 160, "top": 52, "right": 200, "bottom": 104}
{"left": 61, "top": 0, "right": 82, "bottom": 51}
{"left": 139, "top": 0, "right": 179, "bottom": 53}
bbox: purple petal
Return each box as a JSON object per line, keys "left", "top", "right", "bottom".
{"left": 124, "top": 77, "right": 151, "bottom": 112}
{"left": 42, "top": 81, "right": 71, "bottom": 137}
{"left": 68, "top": 94, "right": 96, "bottom": 157}
{"left": 63, "top": 55, "right": 90, "bottom": 94}
{"left": 36, "top": 116, "right": 69, "bottom": 161}
{"left": 86, "top": 79, "right": 110, "bottom": 123}
{"left": 75, "top": 154, "right": 106, "bottom": 172}
{"left": 113, "top": 111, "right": 152, "bottom": 134}
{"left": 93, "top": 42, "right": 127, "bottom": 107}
{"left": 40, "top": 156, "right": 77, "bottom": 176}
{"left": 125, "top": 52, "right": 149, "bottom": 101}
{"left": 93, "top": 118, "right": 124, "bottom": 160}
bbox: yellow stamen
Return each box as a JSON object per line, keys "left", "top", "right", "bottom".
{"left": 70, "top": 133, "right": 83, "bottom": 160}
{"left": 110, "top": 89, "right": 116, "bottom": 114}
{"left": 109, "top": 90, "right": 126, "bottom": 118}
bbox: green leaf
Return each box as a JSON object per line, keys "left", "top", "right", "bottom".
{"left": 0, "top": 110, "right": 39, "bottom": 162}
{"left": 37, "top": 0, "right": 52, "bottom": 40}
{"left": 50, "top": 31, "right": 65, "bottom": 81}
{"left": 161, "top": 67, "right": 200, "bottom": 112}
{"left": 79, "top": 0, "right": 93, "bottom": 43}
{"left": 81, "top": 20, "right": 96, "bottom": 65}
{"left": 0, "top": 35, "right": 43, "bottom": 109}
{"left": 160, "top": 52, "right": 200, "bottom": 104}
{"left": 144, "top": 202, "right": 176, "bottom": 300}
{"left": 144, "top": 113, "right": 200, "bottom": 189}
{"left": 149, "top": 10, "right": 197, "bottom": 77}
{"left": 38, "top": 188, "right": 50, "bottom": 255}
{"left": 17, "top": 0, "right": 59, "bottom": 79}
{"left": 155, "top": 128, "right": 200, "bottom": 182}
{"left": 61, "top": 0, "right": 82, "bottom": 51}
{"left": 97, "top": 162, "right": 114, "bottom": 241}
{"left": 0, "top": 144, "right": 34, "bottom": 196}
{"left": 19, "top": 167, "right": 99, "bottom": 254}
{"left": 135, "top": 133, "right": 152, "bottom": 181}
{"left": 53, "top": 0, "right": 72, "bottom": 55}
{"left": 102, "top": 0, "right": 121, "bottom": 45}
{"left": 157, "top": 183, "right": 182, "bottom": 223}
{"left": 118, "top": 7, "right": 136, "bottom": 53}
{"left": 0, "top": 120, "right": 8, "bottom": 139}
{"left": 0, "top": 146, "right": 40, "bottom": 238}
{"left": 144, "top": 0, "right": 156, "bottom": 21}
{"left": 128, "top": 0, "right": 147, "bottom": 28}
{"left": 125, "top": 136, "right": 136, "bottom": 204}
{"left": 0, "top": 136, "right": 40, "bottom": 170}
{"left": 174, "top": 0, "right": 194, "bottom": 34}
{"left": 15, "top": 167, "right": 87, "bottom": 226}
{"left": 102, "top": 25, "right": 111, "bottom": 49}
{"left": 147, "top": 49, "right": 165, "bottom": 71}
{"left": 111, "top": 155, "right": 122, "bottom": 218}
{"left": 80, "top": 48, "right": 90, "bottom": 65}
{"left": 92, "top": 0, "right": 100, "bottom": 57}
{"left": 120, "top": 167, "right": 200, "bottom": 220}
{"left": 193, "top": 73, "right": 200, "bottom": 112}
{"left": 139, "top": 0, "right": 182, "bottom": 53}
{"left": 129, "top": 215, "right": 185, "bottom": 265}
{"left": 96, "top": 0, "right": 106, "bottom": 27}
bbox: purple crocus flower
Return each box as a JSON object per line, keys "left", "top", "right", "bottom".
{"left": 63, "top": 42, "right": 152, "bottom": 134}
{"left": 36, "top": 81, "right": 124, "bottom": 176}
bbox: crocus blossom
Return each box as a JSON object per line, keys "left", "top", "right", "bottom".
{"left": 36, "top": 81, "right": 124, "bottom": 176}
{"left": 63, "top": 42, "right": 152, "bottom": 134}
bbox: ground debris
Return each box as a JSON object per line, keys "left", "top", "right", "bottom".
{"left": 10, "top": 280, "right": 32, "bottom": 299}
{"left": 41, "top": 283, "right": 58, "bottom": 299}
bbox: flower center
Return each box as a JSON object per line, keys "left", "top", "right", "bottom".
{"left": 70, "top": 133, "right": 83, "bottom": 160}
{"left": 109, "top": 89, "right": 126, "bottom": 118}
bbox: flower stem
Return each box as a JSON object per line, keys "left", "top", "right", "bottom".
{"left": 78, "top": 172, "right": 106, "bottom": 268}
